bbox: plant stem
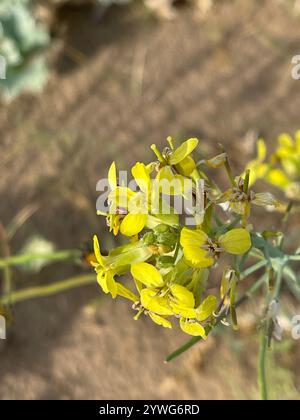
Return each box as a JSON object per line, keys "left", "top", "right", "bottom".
{"left": 288, "top": 255, "right": 300, "bottom": 261}
{"left": 284, "top": 276, "right": 300, "bottom": 303}
{"left": 3, "top": 264, "right": 12, "bottom": 297}
{"left": 0, "top": 274, "right": 96, "bottom": 306}
{"left": 257, "top": 265, "right": 284, "bottom": 400}
{"left": 0, "top": 249, "right": 80, "bottom": 269}
{"left": 258, "top": 329, "right": 268, "bottom": 401}
{"left": 249, "top": 249, "right": 264, "bottom": 260}
{"left": 273, "top": 264, "right": 284, "bottom": 300}
{"left": 240, "top": 260, "right": 267, "bottom": 280}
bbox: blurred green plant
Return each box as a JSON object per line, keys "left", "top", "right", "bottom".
{"left": 0, "top": 205, "right": 95, "bottom": 316}
{"left": 0, "top": 0, "right": 50, "bottom": 101}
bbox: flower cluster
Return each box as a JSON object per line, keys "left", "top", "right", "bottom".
{"left": 247, "top": 131, "right": 300, "bottom": 201}
{"left": 91, "top": 137, "right": 279, "bottom": 338}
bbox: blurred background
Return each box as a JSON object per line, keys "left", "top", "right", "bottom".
{"left": 0, "top": 0, "right": 300, "bottom": 399}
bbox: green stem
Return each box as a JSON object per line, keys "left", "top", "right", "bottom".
{"left": 284, "top": 275, "right": 300, "bottom": 303}
{"left": 249, "top": 249, "right": 264, "bottom": 260}
{"left": 240, "top": 260, "right": 267, "bottom": 280}
{"left": 258, "top": 329, "right": 268, "bottom": 401}
{"left": 0, "top": 274, "right": 96, "bottom": 306}
{"left": 288, "top": 255, "right": 300, "bottom": 262}
{"left": 273, "top": 264, "right": 284, "bottom": 300}
{"left": 257, "top": 265, "right": 284, "bottom": 401}
{"left": 218, "top": 145, "right": 236, "bottom": 187}
{"left": 2, "top": 264, "right": 12, "bottom": 296}
{"left": 243, "top": 169, "right": 250, "bottom": 193}
{"left": 246, "top": 274, "right": 268, "bottom": 297}
{"left": 0, "top": 249, "right": 80, "bottom": 269}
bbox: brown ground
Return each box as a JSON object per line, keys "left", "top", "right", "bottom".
{"left": 0, "top": 0, "right": 300, "bottom": 399}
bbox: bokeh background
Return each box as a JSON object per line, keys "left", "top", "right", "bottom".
{"left": 0, "top": 0, "right": 300, "bottom": 400}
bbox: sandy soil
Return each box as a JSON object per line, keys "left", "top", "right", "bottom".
{"left": 0, "top": 0, "right": 300, "bottom": 399}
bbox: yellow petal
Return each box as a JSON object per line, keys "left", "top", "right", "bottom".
{"left": 170, "top": 284, "right": 195, "bottom": 308}
{"left": 247, "top": 162, "right": 268, "bottom": 186}
{"left": 132, "top": 162, "right": 151, "bottom": 194}
{"left": 97, "top": 272, "right": 109, "bottom": 294}
{"left": 131, "top": 262, "right": 164, "bottom": 287}
{"left": 175, "top": 156, "right": 196, "bottom": 175}
{"left": 180, "top": 228, "right": 208, "bottom": 248}
{"left": 180, "top": 228, "right": 214, "bottom": 267}
{"left": 183, "top": 246, "right": 215, "bottom": 268}
{"left": 97, "top": 271, "right": 117, "bottom": 298}
{"left": 109, "top": 187, "right": 134, "bottom": 210}
{"left": 196, "top": 295, "right": 217, "bottom": 321}
{"left": 140, "top": 289, "right": 173, "bottom": 315}
{"left": 120, "top": 213, "right": 147, "bottom": 237}
{"left": 93, "top": 235, "right": 104, "bottom": 266}
{"left": 108, "top": 161, "right": 117, "bottom": 190}
{"left": 257, "top": 139, "right": 267, "bottom": 162}
{"left": 128, "top": 192, "right": 148, "bottom": 214}
{"left": 170, "top": 304, "right": 198, "bottom": 319}
{"left": 218, "top": 228, "right": 251, "bottom": 255}
{"left": 106, "top": 271, "right": 118, "bottom": 298}
{"left": 116, "top": 283, "right": 138, "bottom": 302}
{"left": 169, "top": 138, "right": 199, "bottom": 165}
{"left": 179, "top": 319, "right": 207, "bottom": 338}
{"left": 265, "top": 169, "right": 291, "bottom": 188}
{"left": 156, "top": 167, "right": 184, "bottom": 195}
{"left": 148, "top": 313, "right": 172, "bottom": 329}
{"left": 295, "top": 130, "right": 300, "bottom": 152}
{"left": 278, "top": 133, "right": 294, "bottom": 150}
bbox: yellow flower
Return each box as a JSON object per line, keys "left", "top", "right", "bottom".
{"left": 177, "top": 293, "right": 217, "bottom": 338}
{"left": 246, "top": 133, "right": 300, "bottom": 198}
{"left": 170, "top": 284, "right": 217, "bottom": 321}
{"left": 148, "top": 313, "right": 172, "bottom": 329}
{"left": 93, "top": 236, "right": 153, "bottom": 298}
{"left": 130, "top": 262, "right": 174, "bottom": 327}
{"left": 119, "top": 162, "right": 180, "bottom": 236}
{"left": 151, "top": 138, "right": 200, "bottom": 195}
{"left": 131, "top": 262, "right": 165, "bottom": 288}
{"left": 119, "top": 162, "right": 150, "bottom": 237}
{"left": 246, "top": 139, "right": 269, "bottom": 186}
{"left": 130, "top": 263, "right": 217, "bottom": 335}
{"left": 180, "top": 227, "right": 251, "bottom": 268}
{"left": 179, "top": 319, "right": 207, "bottom": 338}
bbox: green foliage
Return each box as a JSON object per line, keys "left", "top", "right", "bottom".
{"left": 0, "top": 0, "right": 50, "bottom": 101}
